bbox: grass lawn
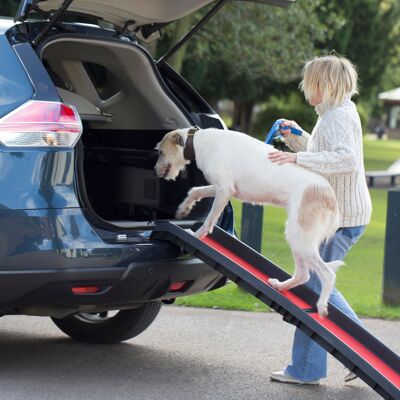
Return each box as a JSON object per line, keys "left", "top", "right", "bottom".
{"left": 176, "top": 137, "right": 400, "bottom": 319}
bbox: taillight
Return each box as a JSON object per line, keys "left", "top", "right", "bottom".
{"left": 72, "top": 286, "right": 101, "bottom": 294}
{"left": 0, "top": 100, "right": 82, "bottom": 148}
{"left": 168, "top": 281, "right": 187, "bottom": 292}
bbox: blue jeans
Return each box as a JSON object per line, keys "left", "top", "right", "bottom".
{"left": 285, "top": 225, "right": 366, "bottom": 382}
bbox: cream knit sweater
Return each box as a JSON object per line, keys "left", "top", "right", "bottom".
{"left": 283, "top": 97, "right": 372, "bottom": 227}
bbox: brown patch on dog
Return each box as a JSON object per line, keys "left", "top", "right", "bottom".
{"left": 158, "top": 131, "right": 183, "bottom": 154}
{"left": 298, "top": 185, "right": 338, "bottom": 231}
{"left": 154, "top": 130, "right": 189, "bottom": 180}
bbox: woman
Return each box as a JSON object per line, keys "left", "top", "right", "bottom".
{"left": 268, "top": 54, "right": 372, "bottom": 385}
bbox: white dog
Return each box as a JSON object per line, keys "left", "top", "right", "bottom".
{"left": 154, "top": 127, "right": 343, "bottom": 317}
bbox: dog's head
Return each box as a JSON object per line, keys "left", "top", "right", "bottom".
{"left": 154, "top": 129, "right": 189, "bottom": 181}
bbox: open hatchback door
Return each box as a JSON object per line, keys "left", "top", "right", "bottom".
{"left": 16, "top": 0, "right": 296, "bottom": 44}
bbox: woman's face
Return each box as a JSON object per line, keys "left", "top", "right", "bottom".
{"left": 309, "top": 86, "right": 323, "bottom": 106}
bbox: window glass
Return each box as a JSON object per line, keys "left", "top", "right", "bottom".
{"left": 83, "top": 62, "right": 121, "bottom": 100}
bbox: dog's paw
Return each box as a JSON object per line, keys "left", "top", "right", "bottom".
{"left": 175, "top": 203, "right": 192, "bottom": 219}
{"left": 268, "top": 278, "right": 283, "bottom": 291}
{"left": 193, "top": 227, "right": 208, "bottom": 239}
{"left": 317, "top": 302, "right": 329, "bottom": 318}
{"left": 175, "top": 209, "right": 187, "bottom": 220}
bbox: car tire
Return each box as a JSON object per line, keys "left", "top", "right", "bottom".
{"left": 51, "top": 302, "right": 162, "bottom": 344}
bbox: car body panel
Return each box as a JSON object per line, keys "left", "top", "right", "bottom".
{"left": 0, "top": 150, "right": 79, "bottom": 210}
{"left": 0, "top": 35, "right": 34, "bottom": 117}
{"left": 0, "top": 208, "right": 131, "bottom": 269}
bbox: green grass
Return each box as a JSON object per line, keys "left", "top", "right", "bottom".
{"left": 363, "top": 137, "right": 400, "bottom": 170}
{"left": 176, "top": 138, "right": 400, "bottom": 319}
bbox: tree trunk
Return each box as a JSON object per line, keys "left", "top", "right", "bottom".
{"left": 232, "top": 101, "right": 254, "bottom": 133}
{"left": 142, "top": 41, "right": 158, "bottom": 59}
{"left": 167, "top": 17, "right": 194, "bottom": 73}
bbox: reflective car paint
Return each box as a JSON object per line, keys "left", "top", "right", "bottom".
{"left": 0, "top": 150, "right": 79, "bottom": 210}
{"left": 0, "top": 208, "right": 178, "bottom": 268}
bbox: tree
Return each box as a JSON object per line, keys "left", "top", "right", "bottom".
{"left": 156, "top": 0, "right": 400, "bottom": 132}
{"left": 321, "top": 0, "right": 400, "bottom": 103}
{"left": 159, "top": 0, "right": 342, "bottom": 132}
{"left": 0, "top": 0, "right": 19, "bottom": 16}
{"left": 166, "top": 17, "right": 195, "bottom": 73}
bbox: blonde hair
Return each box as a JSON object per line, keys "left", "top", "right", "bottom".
{"left": 299, "top": 55, "right": 358, "bottom": 107}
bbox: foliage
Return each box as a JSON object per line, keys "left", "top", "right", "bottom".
{"left": 251, "top": 92, "right": 317, "bottom": 138}
{"left": 318, "top": 0, "right": 400, "bottom": 105}
{"left": 378, "top": 8, "right": 400, "bottom": 102}
{"left": 0, "top": 0, "right": 18, "bottom": 16}
{"left": 177, "top": 1, "right": 342, "bottom": 104}
{"left": 356, "top": 101, "right": 372, "bottom": 133}
{"left": 156, "top": 0, "right": 400, "bottom": 128}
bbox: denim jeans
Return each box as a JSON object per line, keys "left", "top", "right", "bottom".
{"left": 285, "top": 225, "right": 366, "bottom": 382}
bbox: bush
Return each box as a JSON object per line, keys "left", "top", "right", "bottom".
{"left": 251, "top": 92, "right": 317, "bottom": 140}
{"left": 356, "top": 100, "right": 371, "bottom": 133}
{"left": 251, "top": 93, "right": 371, "bottom": 139}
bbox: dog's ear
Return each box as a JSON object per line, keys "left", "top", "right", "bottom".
{"left": 171, "top": 133, "right": 185, "bottom": 147}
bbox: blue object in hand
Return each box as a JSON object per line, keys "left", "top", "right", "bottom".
{"left": 265, "top": 119, "right": 302, "bottom": 144}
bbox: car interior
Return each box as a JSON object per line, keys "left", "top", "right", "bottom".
{"left": 40, "top": 37, "right": 211, "bottom": 226}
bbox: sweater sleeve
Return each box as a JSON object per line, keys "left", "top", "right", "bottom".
{"left": 283, "top": 130, "right": 311, "bottom": 152}
{"left": 296, "top": 116, "right": 358, "bottom": 175}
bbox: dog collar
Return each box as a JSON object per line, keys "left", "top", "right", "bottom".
{"left": 183, "top": 126, "right": 199, "bottom": 161}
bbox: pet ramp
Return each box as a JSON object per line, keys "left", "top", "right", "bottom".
{"left": 151, "top": 222, "right": 400, "bottom": 400}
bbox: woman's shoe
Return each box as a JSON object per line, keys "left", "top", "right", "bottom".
{"left": 270, "top": 370, "right": 320, "bottom": 385}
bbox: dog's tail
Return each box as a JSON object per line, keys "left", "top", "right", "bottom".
{"left": 326, "top": 260, "right": 344, "bottom": 273}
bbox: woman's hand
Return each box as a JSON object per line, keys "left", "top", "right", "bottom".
{"left": 279, "top": 119, "right": 302, "bottom": 136}
{"left": 268, "top": 150, "right": 297, "bottom": 164}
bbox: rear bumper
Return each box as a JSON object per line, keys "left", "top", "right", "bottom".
{"left": 0, "top": 257, "right": 223, "bottom": 314}
{"left": 0, "top": 208, "right": 225, "bottom": 314}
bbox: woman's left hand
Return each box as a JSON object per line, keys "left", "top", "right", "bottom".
{"left": 268, "top": 150, "right": 297, "bottom": 164}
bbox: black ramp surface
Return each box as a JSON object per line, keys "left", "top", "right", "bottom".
{"left": 151, "top": 222, "right": 400, "bottom": 400}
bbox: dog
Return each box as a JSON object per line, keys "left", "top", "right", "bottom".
{"left": 154, "top": 127, "right": 343, "bottom": 317}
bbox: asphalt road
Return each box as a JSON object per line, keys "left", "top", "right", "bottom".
{"left": 0, "top": 306, "right": 398, "bottom": 400}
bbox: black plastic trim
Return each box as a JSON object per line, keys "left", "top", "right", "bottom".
{"left": 0, "top": 257, "right": 220, "bottom": 311}
{"left": 158, "top": 62, "right": 213, "bottom": 114}
{"left": 12, "top": 42, "right": 60, "bottom": 101}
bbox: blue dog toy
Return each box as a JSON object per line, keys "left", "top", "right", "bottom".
{"left": 265, "top": 119, "right": 302, "bottom": 144}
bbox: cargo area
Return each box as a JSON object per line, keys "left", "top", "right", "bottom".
{"left": 81, "top": 129, "right": 210, "bottom": 223}
{"left": 40, "top": 36, "right": 212, "bottom": 225}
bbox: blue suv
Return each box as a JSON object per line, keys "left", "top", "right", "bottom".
{"left": 0, "top": 0, "right": 292, "bottom": 343}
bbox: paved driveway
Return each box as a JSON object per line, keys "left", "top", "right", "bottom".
{"left": 0, "top": 306, "right": 398, "bottom": 400}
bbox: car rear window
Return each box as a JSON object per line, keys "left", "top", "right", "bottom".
{"left": 0, "top": 0, "right": 19, "bottom": 17}
{"left": 83, "top": 62, "right": 121, "bottom": 100}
